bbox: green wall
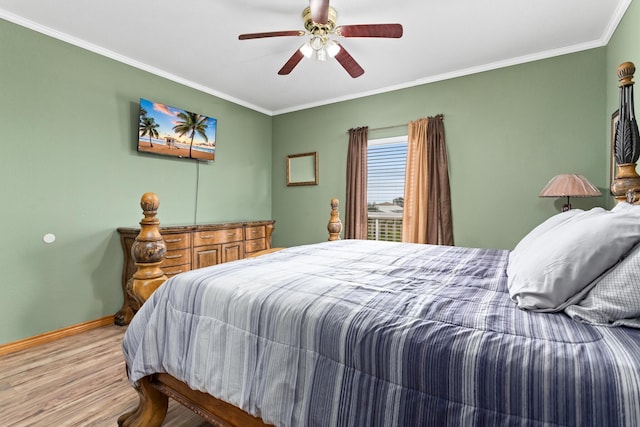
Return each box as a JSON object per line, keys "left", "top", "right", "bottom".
{"left": 272, "top": 49, "right": 607, "bottom": 250}
{"left": 0, "top": 19, "right": 272, "bottom": 344}
{"left": 2, "top": 3, "right": 639, "bottom": 345}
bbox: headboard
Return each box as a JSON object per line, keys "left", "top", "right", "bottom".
{"left": 611, "top": 61, "right": 640, "bottom": 203}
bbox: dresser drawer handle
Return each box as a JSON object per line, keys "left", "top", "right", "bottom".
{"left": 251, "top": 230, "right": 259, "bottom": 234}
{"left": 227, "top": 232, "right": 237, "bottom": 237}
{"left": 165, "top": 254, "right": 183, "bottom": 259}
{"left": 200, "top": 235, "right": 214, "bottom": 239}
{"left": 165, "top": 268, "right": 186, "bottom": 275}
{"left": 165, "top": 238, "right": 183, "bottom": 243}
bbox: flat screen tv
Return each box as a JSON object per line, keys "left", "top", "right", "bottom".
{"left": 138, "top": 98, "right": 216, "bottom": 161}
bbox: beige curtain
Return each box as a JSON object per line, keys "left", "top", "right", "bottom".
{"left": 345, "top": 126, "right": 368, "bottom": 239}
{"left": 402, "top": 115, "right": 453, "bottom": 245}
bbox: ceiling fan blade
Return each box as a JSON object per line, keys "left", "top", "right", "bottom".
{"left": 278, "top": 50, "right": 305, "bottom": 75}
{"left": 334, "top": 44, "right": 364, "bottom": 78}
{"left": 309, "top": 0, "right": 330, "bottom": 24}
{"left": 335, "top": 24, "right": 403, "bottom": 38}
{"left": 239, "top": 30, "right": 304, "bottom": 40}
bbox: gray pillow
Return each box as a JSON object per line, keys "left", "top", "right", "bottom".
{"left": 507, "top": 204, "right": 640, "bottom": 312}
{"left": 564, "top": 242, "right": 640, "bottom": 328}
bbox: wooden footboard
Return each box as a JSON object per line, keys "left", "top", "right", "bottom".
{"left": 119, "top": 194, "right": 341, "bottom": 427}
{"left": 118, "top": 374, "right": 272, "bottom": 427}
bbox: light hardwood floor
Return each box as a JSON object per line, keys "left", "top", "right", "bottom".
{"left": 0, "top": 325, "right": 210, "bottom": 426}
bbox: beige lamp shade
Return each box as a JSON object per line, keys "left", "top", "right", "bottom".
{"left": 539, "top": 174, "right": 601, "bottom": 211}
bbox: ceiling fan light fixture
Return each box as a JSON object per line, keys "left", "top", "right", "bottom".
{"left": 299, "top": 42, "right": 313, "bottom": 58}
{"left": 310, "top": 36, "right": 324, "bottom": 51}
{"left": 325, "top": 39, "right": 340, "bottom": 58}
{"left": 316, "top": 47, "right": 327, "bottom": 61}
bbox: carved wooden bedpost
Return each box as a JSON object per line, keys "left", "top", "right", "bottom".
{"left": 126, "top": 192, "right": 168, "bottom": 314}
{"left": 611, "top": 62, "right": 640, "bottom": 202}
{"left": 117, "top": 377, "right": 168, "bottom": 427}
{"left": 265, "top": 222, "right": 274, "bottom": 249}
{"left": 327, "top": 198, "right": 342, "bottom": 241}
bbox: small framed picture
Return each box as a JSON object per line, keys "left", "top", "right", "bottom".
{"left": 286, "top": 152, "right": 319, "bottom": 186}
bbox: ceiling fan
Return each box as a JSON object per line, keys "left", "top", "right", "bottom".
{"left": 238, "top": 0, "right": 403, "bottom": 78}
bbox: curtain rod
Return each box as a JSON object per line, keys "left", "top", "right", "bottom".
{"left": 369, "top": 123, "right": 407, "bottom": 132}
{"left": 346, "top": 123, "right": 405, "bottom": 134}
{"left": 347, "top": 115, "right": 444, "bottom": 134}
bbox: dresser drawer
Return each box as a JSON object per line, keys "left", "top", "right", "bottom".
{"left": 160, "top": 248, "right": 191, "bottom": 268}
{"left": 194, "top": 228, "right": 243, "bottom": 246}
{"left": 244, "top": 238, "right": 267, "bottom": 254}
{"left": 162, "top": 263, "right": 191, "bottom": 278}
{"left": 245, "top": 225, "right": 266, "bottom": 240}
{"left": 161, "top": 232, "right": 191, "bottom": 251}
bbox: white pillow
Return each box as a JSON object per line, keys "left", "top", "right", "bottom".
{"left": 509, "top": 209, "right": 583, "bottom": 265}
{"left": 507, "top": 204, "right": 640, "bottom": 312}
{"left": 612, "top": 201, "right": 636, "bottom": 212}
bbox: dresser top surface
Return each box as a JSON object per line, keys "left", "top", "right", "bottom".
{"left": 117, "top": 219, "right": 274, "bottom": 234}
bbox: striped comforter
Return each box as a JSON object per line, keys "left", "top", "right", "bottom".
{"left": 123, "top": 240, "right": 640, "bottom": 426}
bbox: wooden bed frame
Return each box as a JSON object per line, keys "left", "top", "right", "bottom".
{"left": 118, "top": 194, "right": 342, "bottom": 427}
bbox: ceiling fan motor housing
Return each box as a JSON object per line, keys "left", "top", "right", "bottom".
{"left": 303, "top": 6, "right": 337, "bottom": 34}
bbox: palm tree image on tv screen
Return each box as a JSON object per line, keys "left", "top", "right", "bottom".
{"left": 138, "top": 98, "right": 217, "bottom": 161}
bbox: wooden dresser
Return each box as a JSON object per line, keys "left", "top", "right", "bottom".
{"left": 115, "top": 220, "right": 275, "bottom": 325}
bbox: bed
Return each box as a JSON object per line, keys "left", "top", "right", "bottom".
{"left": 118, "top": 198, "right": 640, "bottom": 427}
{"left": 119, "top": 64, "right": 640, "bottom": 427}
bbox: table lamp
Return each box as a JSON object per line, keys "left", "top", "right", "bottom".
{"left": 539, "top": 174, "right": 601, "bottom": 211}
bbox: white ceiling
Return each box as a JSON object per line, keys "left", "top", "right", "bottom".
{"left": 0, "top": 0, "right": 630, "bottom": 115}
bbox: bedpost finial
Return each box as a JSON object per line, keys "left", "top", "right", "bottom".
{"left": 140, "top": 192, "right": 161, "bottom": 228}
{"left": 134, "top": 192, "right": 165, "bottom": 261}
{"left": 328, "top": 198, "right": 342, "bottom": 241}
{"left": 140, "top": 192, "right": 159, "bottom": 215}
{"left": 618, "top": 62, "right": 636, "bottom": 87}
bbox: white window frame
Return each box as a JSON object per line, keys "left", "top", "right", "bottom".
{"left": 367, "top": 135, "right": 408, "bottom": 241}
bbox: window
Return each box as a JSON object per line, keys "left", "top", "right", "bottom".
{"left": 367, "top": 136, "right": 407, "bottom": 241}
